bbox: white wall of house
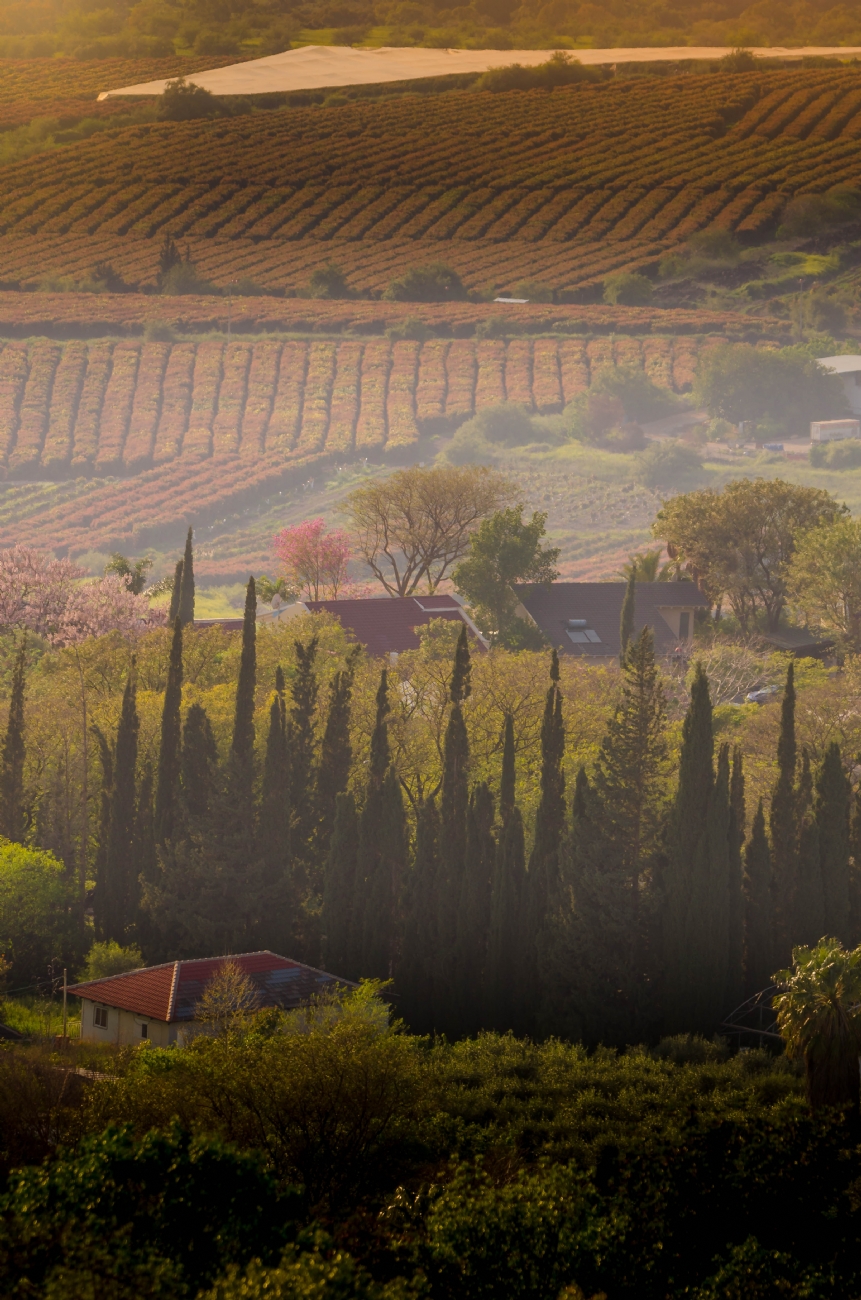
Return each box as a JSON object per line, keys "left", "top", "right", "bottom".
{"left": 656, "top": 605, "right": 696, "bottom": 644}
{"left": 77, "top": 998, "right": 176, "bottom": 1046}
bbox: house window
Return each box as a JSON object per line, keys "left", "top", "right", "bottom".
{"left": 93, "top": 1006, "right": 108, "bottom": 1029}
{"left": 140, "top": 1023, "right": 148, "bottom": 1040}
{"left": 679, "top": 612, "right": 690, "bottom": 640}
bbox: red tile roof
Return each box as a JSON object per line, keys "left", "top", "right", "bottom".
{"left": 304, "top": 595, "right": 484, "bottom": 657}
{"left": 68, "top": 951, "right": 353, "bottom": 1022}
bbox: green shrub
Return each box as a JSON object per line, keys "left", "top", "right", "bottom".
{"left": 603, "top": 271, "right": 653, "bottom": 305}
{"left": 778, "top": 187, "right": 861, "bottom": 238}
{"left": 78, "top": 940, "right": 143, "bottom": 982}
{"left": 810, "top": 438, "right": 861, "bottom": 469}
{"left": 636, "top": 439, "right": 703, "bottom": 487}
{"left": 160, "top": 260, "right": 218, "bottom": 296}
{"left": 475, "top": 52, "right": 599, "bottom": 92}
{"left": 0, "top": 841, "right": 81, "bottom": 985}
{"left": 308, "top": 265, "right": 352, "bottom": 300}
{"left": 384, "top": 263, "right": 466, "bottom": 303}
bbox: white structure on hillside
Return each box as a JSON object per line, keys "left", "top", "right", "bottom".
{"left": 819, "top": 355, "right": 861, "bottom": 416}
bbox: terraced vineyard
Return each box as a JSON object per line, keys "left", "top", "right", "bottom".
{"left": 0, "top": 332, "right": 717, "bottom": 556}
{"left": 3, "top": 68, "right": 861, "bottom": 294}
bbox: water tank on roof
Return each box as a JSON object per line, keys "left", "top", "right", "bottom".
{"left": 568, "top": 618, "right": 588, "bottom": 627}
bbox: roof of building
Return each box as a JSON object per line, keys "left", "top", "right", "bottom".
{"left": 514, "top": 581, "right": 708, "bottom": 658}
{"left": 303, "top": 594, "right": 484, "bottom": 656}
{"left": 68, "top": 951, "right": 352, "bottom": 1023}
{"left": 759, "top": 626, "right": 833, "bottom": 657}
{"left": 820, "top": 355, "right": 861, "bottom": 375}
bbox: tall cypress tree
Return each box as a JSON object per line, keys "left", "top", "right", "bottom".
{"left": 399, "top": 795, "right": 440, "bottom": 1033}
{"left": 315, "top": 648, "right": 359, "bottom": 858}
{"left": 230, "top": 576, "right": 257, "bottom": 780}
{"left": 487, "top": 724, "right": 525, "bottom": 1032}
{"left": 103, "top": 667, "right": 139, "bottom": 943}
{"left": 770, "top": 662, "right": 798, "bottom": 965}
{"left": 134, "top": 761, "right": 156, "bottom": 942}
{"left": 456, "top": 782, "right": 495, "bottom": 1035}
{"left": 168, "top": 558, "right": 183, "bottom": 625}
{"left": 154, "top": 618, "right": 183, "bottom": 845}
{"left": 849, "top": 789, "right": 861, "bottom": 948}
{"left": 704, "top": 743, "right": 732, "bottom": 1025}
{"left": 322, "top": 791, "right": 359, "bottom": 977}
{"left": 0, "top": 639, "right": 26, "bottom": 843}
{"left": 259, "top": 669, "right": 291, "bottom": 942}
{"left": 290, "top": 637, "right": 319, "bottom": 869}
{"left": 499, "top": 711, "right": 515, "bottom": 822}
{"left": 178, "top": 527, "right": 195, "bottom": 626}
{"left": 619, "top": 570, "right": 635, "bottom": 663}
{"left": 523, "top": 650, "right": 565, "bottom": 1029}
{"left": 743, "top": 799, "right": 774, "bottom": 996}
{"left": 91, "top": 726, "right": 113, "bottom": 942}
{"left": 355, "top": 671, "right": 398, "bottom": 978}
{"left": 794, "top": 748, "right": 824, "bottom": 947}
{"left": 361, "top": 765, "right": 408, "bottom": 980}
{"left": 725, "top": 746, "right": 746, "bottom": 1012}
{"left": 437, "top": 626, "right": 471, "bottom": 1028}
{"left": 181, "top": 702, "right": 217, "bottom": 821}
{"left": 815, "top": 740, "right": 851, "bottom": 942}
{"left": 661, "top": 662, "right": 716, "bottom": 1034}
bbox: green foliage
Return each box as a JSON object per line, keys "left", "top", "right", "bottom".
{"left": 809, "top": 438, "right": 861, "bottom": 468}
{"left": 774, "top": 938, "right": 861, "bottom": 1111}
{"left": 157, "top": 77, "right": 232, "bottom": 122}
{"left": 603, "top": 271, "right": 653, "bottom": 305}
{"left": 590, "top": 363, "right": 677, "bottom": 424}
{"left": 475, "top": 52, "right": 599, "bottom": 92}
{"left": 694, "top": 343, "right": 848, "bottom": 435}
{"left": 384, "top": 263, "right": 465, "bottom": 303}
{"left": 0, "top": 842, "right": 80, "bottom": 984}
{"left": 79, "top": 940, "right": 144, "bottom": 981}
{"left": 778, "top": 186, "right": 861, "bottom": 238}
{"left": 104, "top": 552, "right": 153, "bottom": 594}
{"left": 452, "top": 505, "right": 559, "bottom": 647}
{"left": 636, "top": 439, "right": 703, "bottom": 487}
{"left": 0, "top": 640, "right": 26, "bottom": 844}
{"left": 308, "top": 265, "right": 352, "bottom": 299}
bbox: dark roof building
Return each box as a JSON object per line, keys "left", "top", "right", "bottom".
{"left": 70, "top": 950, "right": 353, "bottom": 1046}
{"left": 302, "top": 594, "right": 485, "bottom": 658}
{"left": 514, "top": 581, "right": 709, "bottom": 659}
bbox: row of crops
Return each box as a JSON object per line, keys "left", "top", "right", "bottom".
{"left": 0, "top": 334, "right": 709, "bottom": 480}
{"left": 1, "top": 71, "right": 859, "bottom": 257}
{"left": 0, "top": 331, "right": 713, "bottom": 555}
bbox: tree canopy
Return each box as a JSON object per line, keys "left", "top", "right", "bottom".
{"left": 653, "top": 478, "right": 845, "bottom": 630}
{"left": 694, "top": 343, "right": 848, "bottom": 436}
{"left": 452, "top": 505, "right": 559, "bottom": 647}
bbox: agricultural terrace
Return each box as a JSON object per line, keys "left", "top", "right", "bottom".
{"left": 0, "top": 332, "right": 723, "bottom": 558}
{"left": 3, "top": 68, "right": 861, "bottom": 296}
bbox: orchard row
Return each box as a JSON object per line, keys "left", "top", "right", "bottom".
{"left": 1, "top": 71, "right": 858, "bottom": 258}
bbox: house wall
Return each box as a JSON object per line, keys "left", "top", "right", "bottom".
{"left": 656, "top": 606, "right": 696, "bottom": 644}
{"left": 841, "top": 373, "right": 861, "bottom": 416}
{"left": 77, "top": 998, "right": 176, "bottom": 1046}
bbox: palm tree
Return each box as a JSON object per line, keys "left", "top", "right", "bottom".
{"left": 619, "top": 549, "right": 680, "bottom": 582}
{"left": 773, "top": 938, "right": 861, "bottom": 1112}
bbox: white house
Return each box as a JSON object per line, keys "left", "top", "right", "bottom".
{"left": 819, "top": 355, "right": 861, "bottom": 417}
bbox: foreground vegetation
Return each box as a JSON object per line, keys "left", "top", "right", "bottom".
{"left": 5, "top": 983, "right": 860, "bottom": 1299}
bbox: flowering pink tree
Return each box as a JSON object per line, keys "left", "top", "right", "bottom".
{"left": 0, "top": 546, "right": 160, "bottom": 645}
{"left": 272, "top": 519, "right": 352, "bottom": 601}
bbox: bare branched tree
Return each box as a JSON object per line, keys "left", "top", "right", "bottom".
{"left": 196, "top": 960, "right": 260, "bottom": 1036}
{"left": 343, "top": 465, "right": 513, "bottom": 596}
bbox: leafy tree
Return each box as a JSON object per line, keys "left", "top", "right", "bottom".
{"left": 344, "top": 465, "right": 511, "bottom": 597}
{"left": 694, "top": 342, "right": 848, "bottom": 435}
{"left": 104, "top": 552, "right": 153, "bottom": 594}
{"left": 0, "top": 841, "right": 79, "bottom": 984}
{"left": 743, "top": 798, "right": 773, "bottom": 997}
{"left": 178, "top": 527, "right": 195, "bottom": 626}
{"left": 272, "top": 519, "right": 351, "bottom": 601}
{"left": 452, "top": 504, "right": 559, "bottom": 647}
{"left": 654, "top": 478, "right": 844, "bottom": 631}
{"left": 773, "top": 938, "right": 861, "bottom": 1111}
{"left": 79, "top": 939, "right": 143, "bottom": 980}
{"left": 0, "top": 639, "right": 26, "bottom": 843}
{"left": 308, "top": 264, "right": 351, "bottom": 299}
{"left": 787, "top": 517, "right": 861, "bottom": 651}
{"left": 604, "top": 271, "right": 653, "bottom": 305}
{"left": 154, "top": 618, "right": 182, "bottom": 846}
{"left": 591, "top": 363, "right": 676, "bottom": 423}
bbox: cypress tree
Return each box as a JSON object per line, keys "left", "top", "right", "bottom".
{"left": 849, "top": 789, "right": 861, "bottom": 948}
{"left": 91, "top": 726, "right": 113, "bottom": 942}
{"left": 661, "top": 662, "right": 715, "bottom": 1034}
{"left": 230, "top": 576, "right": 257, "bottom": 777}
{"left": 704, "top": 743, "right": 732, "bottom": 1026}
{"left": 619, "top": 570, "right": 635, "bottom": 663}
{"left": 178, "top": 527, "right": 195, "bottom": 626}
{"left": 181, "top": 703, "right": 217, "bottom": 821}
{"left": 167, "top": 558, "right": 183, "bottom": 625}
{"left": 259, "top": 669, "right": 291, "bottom": 943}
{"left": 315, "top": 648, "right": 359, "bottom": 857}
{"left": 456, "top": 781, "right": 495, "bottom": 1035}
{"left": 399, "top": 795, "right": 440, "bottom": 1033}
{"left": 437, "top": 627, "right": 472, "bottom": 1027}
{"left": 134, "top": 761, "right": 156, "bottom": 944}
{"left": 725, "top": 746, "right": 746, "bottom": 1011}
{"left": 0, "top": 639, "right": 26, "bottom": 842}
{"left": 815, "top": 740, "right": 851, "bottom": 942}
{"left": 322, "top": 791, "right": 359, "bottom": 977}
{"left": 487, "top": 759, "right": 525, "bottom": 1034}
{"left": 154, "top": 617, "right": 183, "bottom": 845}
{"left": 290, "top": 637, "right": 319, "bottom": 869}
{"left": 355, "top": 670, "right": 391, "bottom": 976}
{"left": 743, "top": 799, "right": 774, "bottom": 996}
{"left": 523, "top": 650, "right": 565, "bottom": 1028}
{"left": 770, "top": 662, "right": 798, "bottom": 965}
{"left": 103, "top": 667, "right": 139, "bottom": 942}
{"left": 361, "top": 765, "right": 408, "bottom": 979}
{"left": 794, "top": 748, "right": 824, "bottom": 947}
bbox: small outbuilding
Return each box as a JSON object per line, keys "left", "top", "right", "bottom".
{"left": 69, "top": 950, "right": 353, "bottom": 1046}
{"left": 818, "top": 355, "right": 861, "bottom": 417}
{"left": 514, "top": 581, "right": 708, "bottom": 659}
